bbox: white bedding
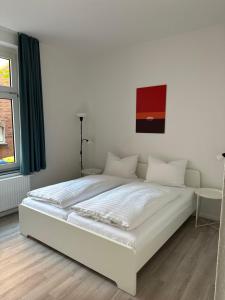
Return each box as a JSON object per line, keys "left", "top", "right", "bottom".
{"left": 72, "top": 182, "right": 181, "bottom": 230}
{"left": 27, "top": 175, "right": 133, "bottom": 208}
{"left": 67, "top": 187, "right": 194, "bottom": 250}
{"left": 22, "top": 198, "right": 71, "bottom": 220}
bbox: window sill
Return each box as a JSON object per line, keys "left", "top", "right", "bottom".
{"left": 0, "top": 170, "right": 21, "bottom": 180}
{"left": 0, "top": 143, "right": 7, "bottom": 146}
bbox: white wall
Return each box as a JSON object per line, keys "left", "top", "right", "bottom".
{"left": 0, "top": 26, "right": 17, "bottom": 46}
{"left": 84, "top": 25, "right": 225, "bottom": 220}
{"left": 30, "top": 44, "right": 86, "bottom": 189}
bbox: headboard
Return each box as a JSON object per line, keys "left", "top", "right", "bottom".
{"left": 136, "top": 162, "right": 201, "bottom": 188}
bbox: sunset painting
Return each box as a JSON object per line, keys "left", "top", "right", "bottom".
{"left": 136, "top": 85, "right": 167, "bottom": 133}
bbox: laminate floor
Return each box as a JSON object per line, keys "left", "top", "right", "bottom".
{"left": 0, "top": 213, "right": 218, "bottom": 300}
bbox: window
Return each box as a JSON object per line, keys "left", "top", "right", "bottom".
{"left": 0, "top": 122, "right": 5, "bottom": 143}
{"left": 0, "top": 46, "right": 20, "bottom": 172}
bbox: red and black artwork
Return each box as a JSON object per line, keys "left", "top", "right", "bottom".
{"left": 136, "top": 85, "right": 167, "bottom": 133}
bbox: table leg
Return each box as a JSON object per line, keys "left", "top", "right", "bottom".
{"left": 195, "top": 195, "right": 200, "bottom": 228}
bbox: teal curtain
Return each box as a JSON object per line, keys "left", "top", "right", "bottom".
{"left": 18, "top": 33, "right": 46, "bottom": 175}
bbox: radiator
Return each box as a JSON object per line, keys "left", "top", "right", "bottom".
{"left": 0, "top": 175, "right": 30, "bottom": 212}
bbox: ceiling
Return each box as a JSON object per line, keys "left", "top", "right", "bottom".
{"left": 0, "top": 0, "right": 225, "bottom": 54}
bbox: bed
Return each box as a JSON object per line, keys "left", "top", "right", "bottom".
{"left": 67, "top": 185, "right": 194, "bottom": 250}
{"left": 21, "top": 198, "right": 72, "bottom": 220}
{"left": 19, "top": 163, "right": 200, "bottom": 296}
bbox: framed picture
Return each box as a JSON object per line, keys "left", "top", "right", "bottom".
{"left": 136, "top": 84, "right": 167, "bottom": 133}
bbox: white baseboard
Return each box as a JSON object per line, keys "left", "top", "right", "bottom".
{"left": 0, "top": 207, "right": 18, "bottom": 218}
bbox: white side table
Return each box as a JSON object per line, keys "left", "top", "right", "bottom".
{"left": 81, "top": 168, "right": 102, "bottom": 176}
{"left": 194, "top": 188, "right": 222, "bottom": 228}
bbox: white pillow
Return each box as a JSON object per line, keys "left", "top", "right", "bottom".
{"left": 145, "top": 156, "right": 187, "bottom": 187}
{"left": 103, "top": 152, "right": 138, "bottom": 179}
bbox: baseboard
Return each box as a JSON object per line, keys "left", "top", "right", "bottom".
{"left": 0, "top": 207, "right": 18, "bottom": 218}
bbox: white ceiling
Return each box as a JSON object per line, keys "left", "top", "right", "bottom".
{"left": 0, "top": 0, "right": 225, "bottom": 54}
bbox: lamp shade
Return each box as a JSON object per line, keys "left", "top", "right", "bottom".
{"left": 76, "top": 113, "right": 86, "bottom": 118}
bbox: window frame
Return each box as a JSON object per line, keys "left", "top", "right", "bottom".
{"left": 0, "top": 45, "right": 20, "bottom": 173}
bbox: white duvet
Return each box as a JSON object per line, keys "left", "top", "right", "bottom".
{"left": 27, "top": 175, "right": 131, "bottom": 208}
{"left": 72, "top": 182, "right": 181, "bottom": 230}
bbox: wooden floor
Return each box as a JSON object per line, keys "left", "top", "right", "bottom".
{"left": 0, "top": 213, "right": 218, "bottom": 300}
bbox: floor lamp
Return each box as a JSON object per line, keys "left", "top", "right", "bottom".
{"left": 214, "top": 153, "right": 225, "bottom": 300}
{"left": 76, "top": 113, "right": 92, "bottom": 173}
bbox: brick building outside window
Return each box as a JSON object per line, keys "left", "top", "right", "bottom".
{"left": 0, "top": 99, "right": 14, "bottom": 160}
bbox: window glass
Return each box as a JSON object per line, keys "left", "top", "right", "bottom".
{"left": 0, "top": 57, "right": 11, "bottom": 87}
{"left": 0, "top": 124, "right": 4, "bottom": 143}
{"left": 0, "top": 99, "right": 15, "bottom": 164}
{"left": 0, "top": 46, "right": 19, "bottom": 172}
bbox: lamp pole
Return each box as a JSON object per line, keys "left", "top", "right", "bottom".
{"left": 79, "top": 116, "right": 84, "bottom": 171}
{"left": 78, "top": 114, "right": 90, "bottom": 174}
{"left": 76, "top": 113, "right": 91, "bottom": 175}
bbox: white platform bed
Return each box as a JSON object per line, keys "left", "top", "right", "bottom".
{"left": 19, "top": 163, "right": 200, "bottom": 296}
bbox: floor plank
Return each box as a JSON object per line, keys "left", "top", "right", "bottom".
{"left": 0, "top": 213, "right": 218, "bottom": 300}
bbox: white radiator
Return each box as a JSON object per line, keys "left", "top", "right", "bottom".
{"left": 0, "top": 175, "right": 30, "bottom": 212}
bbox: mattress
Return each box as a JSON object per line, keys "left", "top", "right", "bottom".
{"left": 22, "top": 198, "right": 72, "bottom": 220}
{"left": 67, "top": 187, "right": 194, "bottom": 250}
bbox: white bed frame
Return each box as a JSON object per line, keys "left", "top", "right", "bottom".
{"left": 19, "top": 163, "right": 200, "bottom": 296}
